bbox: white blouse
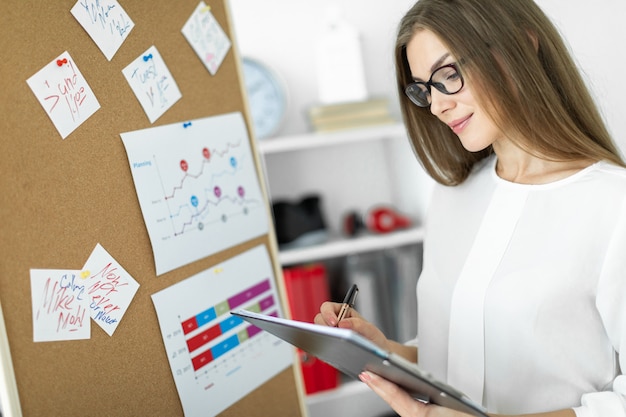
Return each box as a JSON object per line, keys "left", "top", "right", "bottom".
{"left": 409, "top": 155, "right": 626, "bottom": 416}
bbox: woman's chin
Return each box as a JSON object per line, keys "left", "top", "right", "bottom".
{"left": 460, "top": 139, "right": 491, "bottom": 153}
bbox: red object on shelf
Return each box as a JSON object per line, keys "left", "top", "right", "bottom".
{"left": 366, "top": 206, "right": 412, "bottom": 233}
{"left": 343, "top": 205, "right": 413, "bottom": 236}
{"left": 282, "top": 263, "right": 339, "bottom": 394}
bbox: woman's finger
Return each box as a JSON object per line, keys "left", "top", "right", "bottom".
{"left": 359, "top": 371, "right": 428, "bottom": 417}
{"left": 314, "top": 301, "right": 341, "bottom": 326}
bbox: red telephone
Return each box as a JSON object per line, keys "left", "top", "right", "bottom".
{"left": 343, "top": 206, "right": 412, "bottom": 236}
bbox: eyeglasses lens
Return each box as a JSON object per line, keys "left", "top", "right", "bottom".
{"left": 405, "top": 64, "right": 463, "bottom": 107}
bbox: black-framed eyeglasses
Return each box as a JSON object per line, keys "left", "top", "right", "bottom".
{"left": 404, "top": 63, "right": 464, "bottom": 108}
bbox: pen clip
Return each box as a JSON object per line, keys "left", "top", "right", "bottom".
{"left": 343, "top": 284, "right": 359, "bottom": 306}
{"left": 348, "top": 288, "right": 358, "bottom": 307}
{"left": 336, "top": 284, "right": 359, "bottom": 326}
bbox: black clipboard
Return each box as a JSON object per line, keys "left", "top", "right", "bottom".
{"left": 231, "top": 309, "right": 488, "bottom": 417}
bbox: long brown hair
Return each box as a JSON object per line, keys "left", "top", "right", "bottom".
{"left": 395, "top": 0, "right": 625, "bottom": 185}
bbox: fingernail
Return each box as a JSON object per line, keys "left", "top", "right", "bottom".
{"left": 359, "top": 371, "right": 371, "bottom": 382}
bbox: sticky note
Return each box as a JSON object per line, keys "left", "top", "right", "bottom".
{"left": 122, "top": 46, "right": 182, "bottom": 123}
{"left": 31, "top": 269, "right": 91, "bottom": 342}
{"left": 182, "top": 1, "right": 232, "bottom": 75}
{"left": 81, "top": 244, "right": 140, "bottom": 336}
{"left": 26, "top": 51, "right": 101, "bottom": 139}
{"left": 70, "top": 0, "right": 135, "bottom": 61}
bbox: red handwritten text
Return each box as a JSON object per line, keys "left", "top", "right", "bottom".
{"left": 87, "top": 263, "right": 129, "bottom": 324}
{"left": 43, "top": 60, "right": 88, "bottom": 122}
{"left": 36, "top": 275, "right": 87, "bottom": 333}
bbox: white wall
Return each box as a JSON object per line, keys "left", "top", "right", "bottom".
{"left": 229, "top": 0, "right": 626, "bottom": 149}
{"left": 228, "top": 0, "right": 415, "bottom": 136}
{"left": 536, "top": 0, "right": 626, "bottom": 152}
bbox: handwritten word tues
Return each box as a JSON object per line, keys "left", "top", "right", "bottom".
{"left": 26, "top": 51, "right": 100, "bottom": 139}
{"left": 31, "top": 269, "right": 90, "bottom": 342}
{"left": 122, "top": 46, "right": 181, "bottom": 123}
{"left": 82, "top": 244, "right": 140, "bottom": 336}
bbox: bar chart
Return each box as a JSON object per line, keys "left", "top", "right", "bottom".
{"left": 182, "top": 279, "right": 277, "bottom": 372}
{"left": 151, "top": 246, "right": 293, "bottom": 417}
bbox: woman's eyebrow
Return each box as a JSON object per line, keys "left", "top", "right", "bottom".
{"left": 430, "top": 52, "right": 451, "bottom": 72}
{"left": 412, "top": 52, "right": 452, "bottom": 82}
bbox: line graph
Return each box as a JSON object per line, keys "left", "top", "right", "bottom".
{"left": 155, "top": 141, "right": 262, "bottom": 236}
{"left": 163, "top": 143, "right": 240, "bottom": 200}
{"left": 121, "top": 112, "right": 269, "bottom": 275}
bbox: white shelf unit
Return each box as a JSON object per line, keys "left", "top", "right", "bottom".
{"left": 257, "top": 123, "right": 429, "bottom": 417}
{"left": 258, "top": 123, "right": 430, "bottom": 266}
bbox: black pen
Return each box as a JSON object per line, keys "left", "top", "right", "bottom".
{"left": 335, "top": 284, "right": 358, "bottom": 326}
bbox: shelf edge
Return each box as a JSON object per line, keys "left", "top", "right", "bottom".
{"left": 278, "top": 227, "right": 424, "bottom": 265}
{"left": 259, "top": 123, "right": 406, "bottom": 154}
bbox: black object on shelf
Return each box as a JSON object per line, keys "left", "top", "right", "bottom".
{"left": 272, "top": 194, "right": 328, "bottom": 247}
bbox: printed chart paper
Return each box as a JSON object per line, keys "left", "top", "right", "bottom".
{"left": 151, "top": 245, "right": 293, "bottom": 417}
{"left": 31, "top": 269, "right": 90, "bottom": 342}
{"left": 26, "top": 51, "right": 101, "bottom": 139}
{"left": 71, "top": 0, "right": 135, "bottom": 61}
{"left": 81, "top": 244, "right": 140, "bottom": 336}
{"left": 120, "top": 112, "right": 269, "bottom": 275}
{"left": 122, "top": 45, "right": 182, "bottom": 123}
{"left": 182, "top": 1, "right": 231, "bottom": 75}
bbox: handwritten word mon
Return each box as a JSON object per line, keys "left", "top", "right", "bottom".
{"left": 87, "top": 262, "right": 129, "bottom": 319}
{"left": 71, "top": 0, "right": 135, "bottom": 61}
{"left": 77, "top": 0, "right": 131, "bottom": 37}
{"left": 81, "top": 244, "right": 140, "bottom": 336}
{"left": 35, "top": 275, "right": 87, "bottom": 333}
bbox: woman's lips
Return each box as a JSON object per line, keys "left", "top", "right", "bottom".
{"left": 449, "top": 115, "right": 472, "bottom": 134}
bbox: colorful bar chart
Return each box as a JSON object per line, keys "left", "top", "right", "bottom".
{"left": 182, "top": 278, "right": 278, "bottom": 371}
{"left": 151, "top": 245, "right": 293, "bottom": 417}
{"left": 182, "top": 279, "right": 271, "bottom": 335}
{"left": 190, "top": 310, "right": 278, "bottom": 371}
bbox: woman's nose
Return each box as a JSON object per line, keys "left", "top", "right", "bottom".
{"left": 429, "top": 88, "right": 454, "bottom": 117}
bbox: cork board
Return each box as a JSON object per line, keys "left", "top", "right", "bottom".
{"left": 0, "top": 1, "right": 305, "bottom": 416}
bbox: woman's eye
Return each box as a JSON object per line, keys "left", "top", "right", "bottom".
{"left": 440, "top": 69, "right": 459, "bottom": 81}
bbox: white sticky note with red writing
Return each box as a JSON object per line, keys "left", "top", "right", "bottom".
{"left": 26, "top": 51, "right": 100, "bottom": 139}
{"left": 30, "top": 269, "right": 91, "bottom": 342}
{"left": 70, "top": 0, "right": 135, "bottom": 61}
{"left": 81, "top": 244, "right": 140, "bottom": 336}
{"left": 122, "top": 45, "right": 182, "bottom": 123}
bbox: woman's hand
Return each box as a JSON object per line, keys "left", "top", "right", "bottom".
{"left": 359, "top": 371, "right": 471, "bottom": 417}
{"left": 314, "top": 301, "right": 390, "bottom": 351}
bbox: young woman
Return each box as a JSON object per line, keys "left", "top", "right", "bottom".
{"left": 315, "top": 1, "right": 626, "bottom": 416}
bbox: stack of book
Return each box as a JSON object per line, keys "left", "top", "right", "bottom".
{"left": 307, "top": 97, "right": 396, "bottom": 132}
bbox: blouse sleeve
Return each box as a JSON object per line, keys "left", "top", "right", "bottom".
{"left": 573, "top": 197, "right": 626, "bottom": 417}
